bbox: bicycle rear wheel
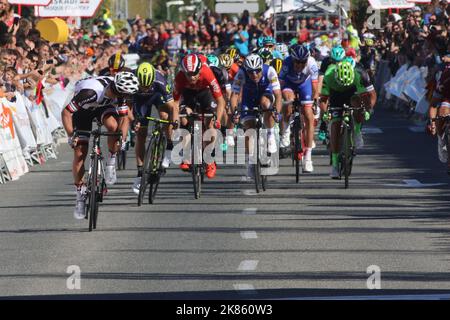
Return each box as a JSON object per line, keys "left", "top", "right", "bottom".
{"left": 293, "top": 117, "right": 302, "bottom": 183}
{"left": 149, "top": 136, "right": 167, "bottom": 204}
{"left": 138, "top": 136, "right": 155, "bottom": 206}
{"left": 343, "top": 127, "right": 351, "bottom": 189}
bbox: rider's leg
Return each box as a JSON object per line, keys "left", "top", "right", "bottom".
{"left": 329, "top": 118, "right": 342, "bottom": 178}
{"left": 102, "top": 111, "right": 121, "bottom": 185}
{"left": 261, "top": 94, "right": 277, "bottom": 154}
{"left": 299, "top": 78, "right": 314, "bottom": 171}
{"left": 281, "top": 89, "right": 295, "bottom": 148}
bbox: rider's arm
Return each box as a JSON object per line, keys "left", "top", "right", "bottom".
{"left": 319, "top": 75, "right": 330, "bottom": 114}
{"left": 61, "top": 108, "right": 74, "bottom": 137}
{"left": 268, "top": 66, "right": 282, "bottom": 113}
{"left": 309, "top": 58, "right": 320, "bottom": 100}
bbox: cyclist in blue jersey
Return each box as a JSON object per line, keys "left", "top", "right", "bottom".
{"left": 279, "top": 44, "right": 319, "bottom": 173}
{"left": 230, "top": 54, "right": 282, "bottom": 181}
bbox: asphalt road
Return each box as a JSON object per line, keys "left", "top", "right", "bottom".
{"left": 1, "top": 106, "right": 450, "bottom": 299}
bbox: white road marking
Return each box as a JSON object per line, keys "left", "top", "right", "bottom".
{"left": 242, "top": 208, "right": 257, "bottom": 215}
{"left": 237, "top": 260, "right": 259, "bottom": 271}
{"left": 384, "top": 179, "right": 447, "bottom": 188}
{"left": 240, "top": 231, "right": 258, "bottom": 239}
{"left": 242, "top": 189, "right": 257, "bottom": 196}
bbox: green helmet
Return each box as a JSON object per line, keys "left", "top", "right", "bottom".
{"left": 206, "top": 54, "right": 219, "bottom": 67}
{"left": 330, "top": 46, "right": 346, "bottom": 62}
{"left": 334, "top": 61, "right": 355, "bottom": 87}
{"left": 136, "top": 62, "right": 156, "bottom": 87}
{"left": 258, "top": 48, "right": 273, "bottom": 64}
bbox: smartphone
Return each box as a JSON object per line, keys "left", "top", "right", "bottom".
{"left": 46, "top": 59, "right": 54, "bottom": 64}
{"left": 13, "top": 17, "right": 20, "bottom": 26}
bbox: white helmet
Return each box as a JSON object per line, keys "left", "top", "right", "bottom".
{"left": 244, "top": 54, "right": 263, "bottom": 71}
{"left": 114, "top": 71, "right": 139, "bottom": 95}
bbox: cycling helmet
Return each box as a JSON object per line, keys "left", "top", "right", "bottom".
{"left": 256, "top": 36, "right": 264, "bottom": 49}
{"left": 343, "top": 56, "right": 356, "bottom": 68}
{"left": 218, "top": 53, "right": 233, "bottom": 70}
{"left": 244, "top": 54, "right": 263, "bottom": 71}
{"left": 181, "top": 53, "right": 202, "bottom": 75}
{"left": 206, "top": 54, "right": 219, "bottom": 67}
{"left": 272, "top": 58, "right": 283, "bottom": 75}
{"left": 290, "top": 44, "right": 310, "bottom": 62}
{"left": 258, "top": 48, "right": 273, "bottom": 64}
{"left": 334, "top": 61, "right": 355, "bottom": 86}
{"left": 226, "top": 48, "right": 238, "bottom": 60}
{"left": 114, "top": 71, "right": 139, "bottom": 95}
{"left": 108, "top": 51, "right": 125, "bottom": 71}
{"left": 330, "top": 45, "right": 346, "bottom": 62}
{"left": 263, "top": 36, "right": 276, "bottom": 46}
{"left": 276, "top": 43, "right": 289, "bottom": 59}
{"left": 136, "top": 62, "right": 156, "bottom": 87}
{"left": 364, "top": 38, "right": 374, "bottom": 47}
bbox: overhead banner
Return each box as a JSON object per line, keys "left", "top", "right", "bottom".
{"left": 407, "top": 0, "right": 431, "bottom": 3}
{"left": 368, "top": 0, "right": 415, "bottom": 9}
{"left": 7, "top": 0, "right": 51, "bottom": 5}
{"left": 35, "top": 0, "right": 103, "bottom": 18}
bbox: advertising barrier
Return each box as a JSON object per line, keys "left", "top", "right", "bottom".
{"left": 0, "top": 85, "right": 71, "bottom": 184}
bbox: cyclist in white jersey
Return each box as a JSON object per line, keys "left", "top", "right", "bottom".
{"left": 61, "top": 72, "right": 139, "bottom": 219}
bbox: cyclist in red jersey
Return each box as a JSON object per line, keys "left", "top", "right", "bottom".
{"left": 173, "top": 53, "right": 226, "bottom": 179}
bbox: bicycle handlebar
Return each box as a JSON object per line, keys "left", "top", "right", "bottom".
{"left": 75, "top": 129, "right": 122, "bottom": 137}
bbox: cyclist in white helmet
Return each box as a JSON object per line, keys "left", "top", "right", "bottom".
{"left": 61, "top": 71, "right": 139, "bottom": 220}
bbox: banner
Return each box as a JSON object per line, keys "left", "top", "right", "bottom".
{"left": 35, "top": 0, "right": 103, "bottom": 18}
{"left": 7, "top": 0, "right": 51, "bottom": 5}
{"left": 0, "top": 102, "right": 27, "bottom": 180}
{"left": 368, "top": 0, "right": 415, "bottom": 9}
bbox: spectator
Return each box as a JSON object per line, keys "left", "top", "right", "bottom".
{"left": 164, "top": 29, "right": 182, "bottom": 59}
{"left": 233, "top": 23, "right": 249, "bottom": 56}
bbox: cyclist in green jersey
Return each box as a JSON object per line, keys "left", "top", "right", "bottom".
{"left": 320, "top": 61, "right": 375, "bottom": 178}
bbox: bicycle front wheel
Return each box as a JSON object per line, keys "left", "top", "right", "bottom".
{"left": 149, "top": 135, "right": 167, "bottom": 204}
{"left": 343, "top": 127, "right": 351, "bottom": 189}
{"left": 138, "top": 136, "right": 155, "bottom": 206}
{"left": 88, "top": 153, "right": 98, "bottom": 232}
{"left": 192, "top": 164, "right": 201, "bottom": 199}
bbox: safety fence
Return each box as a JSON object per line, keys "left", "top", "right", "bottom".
{"left": 375, "top": 59, "right": 431, "bottom": 120}
{"left": 0, "top": 82, "right": 74, "bottom": 184}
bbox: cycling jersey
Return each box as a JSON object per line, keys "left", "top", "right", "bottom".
{"left": 228, "top": 63, "right": 240, "bottom": 82}
{"left": 173, "top": 64, "right": 223, "bottom": 102}
{"left": 319, "top": 56, "right": 333, "bottom": 76}
{"left": 231, "top": 64, "right": 280, "bottom": 95}
{"left": 355, "top": 63, "right": 374, "bottom": 92}
{"left": 232, "top": 64, "right": 280, "bottom": 122}
{"left": 321, "top": 64, "right": 373, "bottom": 108}
{"left": 434, "top": 65, "right": 450, "bottom": 108}
{"left": 133, "top": 70, "right": 174, "bottom": 126}
{"left": 279, "top": 56, "right": 319, "bottom": 85}
{"left": 65, "top": 76, "right": 128, "bottom": 116}
{"left": 272, "top": 50, "right": 283, "bottom": 59}
{"left": 210, "top": 65, "right": 231, "bottom": 93}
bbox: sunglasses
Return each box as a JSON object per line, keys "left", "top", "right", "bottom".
{"left": 246, "top": 69, "right": 262, "bottom": 75}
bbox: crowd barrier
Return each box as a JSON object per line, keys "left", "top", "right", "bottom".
{"left": 0, "top": 82, "right": 74, "bottom": 184}
{"left": 376, "top": 59, "right": 431, "bottom": 118}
